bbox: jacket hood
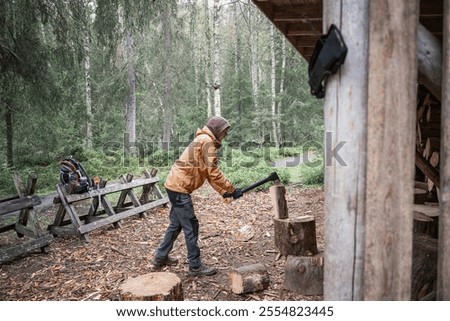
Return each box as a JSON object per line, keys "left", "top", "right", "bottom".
{"left": 196, "top": 126, "right": 222, "bottom": 148}
{"left": 206, "top": 116, "right": 230, "bottom": 140}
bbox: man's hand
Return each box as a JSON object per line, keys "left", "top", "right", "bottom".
{"left": 223, "top": 188, "right": 243, "bottom": 199}
{"left": 232, "top": 188, "right": 243, "bottom": 199}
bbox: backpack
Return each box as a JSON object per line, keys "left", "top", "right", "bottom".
{"left": 60, "top": 156, "right": 93, "bottom": 194}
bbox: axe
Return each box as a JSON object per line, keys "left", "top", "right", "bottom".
{"left": 223, "top": 171, "right": 280, "bottom": 201}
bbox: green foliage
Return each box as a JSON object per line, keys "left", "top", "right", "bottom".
{"left": 0, "top": 1, "right": 325, "bottom": 197}
{"left": 299, "top": 158, "right": 325, "bottom": 186}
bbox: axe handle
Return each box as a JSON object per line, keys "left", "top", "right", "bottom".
{"left": 223, "top": 172, "right": 279, "bottom": 198}
{"left": 241, "top": 176, "right": 274, "bottom": 194}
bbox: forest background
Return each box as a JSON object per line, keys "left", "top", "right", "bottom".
{"left": 0, "top": 0, "right": 324, "bottom": 197}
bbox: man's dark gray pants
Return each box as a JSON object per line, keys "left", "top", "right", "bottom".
{"left": 155, "top": 189, "right": 202, "bottom": 268}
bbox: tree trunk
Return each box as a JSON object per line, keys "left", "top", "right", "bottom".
{"left": 120, "top": 272, "right": 184, "bottom": 301}
{"left": 162, "top": 4, "right": 173, "bottom": 150}
{"left": 125, "top": 15, "right": 137, "bottom": 155}
{"left": 229, "top": 263, "right": 269, "bottom": 294}
{"left": 83, "top": 5, "right": 93, "bottom": 149}
{"left": 277, "top": 36, "right": 286, "bottom": 145}
{"left": 212, "top": 0, "right": 222, "bottom": 116}
{"left": 203, "top": 0, "right": 213, "bottom": 118}
{"left": 5, "top": 103, "right": 14, "bottom": 167}
{"left": 284, "top": 253, "right": 324, "bottom": 295}
{"left": 189, "top": 0, "right": 199, "bottom": 109}
{"left": 270, "top": 25, "right": 279, "bottom": 147}
{"left": 249, "top": 6, "right": 260, "bottom": 137}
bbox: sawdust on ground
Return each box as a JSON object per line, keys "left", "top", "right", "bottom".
{"left": 0, "top": 185, "right": 324, "bottom": 301}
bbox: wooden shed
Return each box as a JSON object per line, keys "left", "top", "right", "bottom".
{"left": 252, "top": 0, "right": 449, "bottom": 300}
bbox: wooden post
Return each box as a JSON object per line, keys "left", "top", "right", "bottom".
{"left": 364, "top": 0, "right": 418, "bottom": 300}
{"left": 228, "top": 263, "right": 269, "bottom": 294}
{"left": 322, "top": 0, "right": 369, "bottom": 300}
{"left": 438, "top": 0, "right": 450, "bottom": 301}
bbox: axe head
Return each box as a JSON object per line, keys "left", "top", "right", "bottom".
{"left": 268, "top": 171, "right": 280, "bottom": 182}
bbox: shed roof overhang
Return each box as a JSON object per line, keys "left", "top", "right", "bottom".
{"left": 252, "top": 0, "right": 443, "bottom": 62}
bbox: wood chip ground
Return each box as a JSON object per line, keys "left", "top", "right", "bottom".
{"left": 0, "top": 185, "right": 324, "bottom": 301}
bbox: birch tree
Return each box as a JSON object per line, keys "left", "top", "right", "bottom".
{"left": 161, "top": 2, "right": 174, "bottom": 150}
{"left": 249, "top": 3, "right": 261, "bottom": 138}
{"left": 125, "top": 14, "right": 137, "bottom": 155}
{"left": 213, "top": 0, "right": 222, "bottom": 116}
{"left": 203, "top": 0, "right": 213, "bottom": 118}
{"left": 83, "top": 0, "right": 93, "bottom": 149}
{"left": 277, "top": 35, "right": 286, "bottom": 145}
{"left": 270, "top": 25, "right": 279, "bottom": 147}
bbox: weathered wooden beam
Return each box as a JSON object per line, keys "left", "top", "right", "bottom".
{"left": 78, "top": 197, "right": 169, "bottom": 235}
{"left": 64, "top": 177, "right": 160, "bottom": 203}
{"left": 273, "top": 4, "right": 322, "bottom": 22}
{"left": 0, "top": 195, "right": 41, "bottom": 216}
{"left": 323, "top": 0, "right": 369, "bottom": 301}
{"left": 417, "top": 23, "right": 442, "bottom": 100}
{"left": 364, "top": 0, "right": 418, "bottom": 300}
{"left": 437, "top": 0, "right": 450, "bottom": 301}
{"left": 0, "top": 234, "right": 53, "bottom": 264}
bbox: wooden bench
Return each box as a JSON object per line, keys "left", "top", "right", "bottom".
{"left": 49, "top": 169, "right": 169, "bottom": 242}
{"left": 0, "top": 173, "right": 54, "bottom": 264}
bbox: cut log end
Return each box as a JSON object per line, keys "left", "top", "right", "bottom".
{"left": 119, "top": 272, "right": 183, "bottom": 301}
{"left": 229, "top": 263, "right": 270, "bottom": 294}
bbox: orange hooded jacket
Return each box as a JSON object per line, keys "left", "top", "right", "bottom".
{"left": 164, "top": 126, "right": 236, "bottom": 196}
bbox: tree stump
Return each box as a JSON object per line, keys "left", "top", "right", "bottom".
{"left": 119, "top": 272, "right": 183, "bottom": 301}
{"left": 269, "top": 183, "right": 288, "bottom": 219}
{"left": 284, "top": 253, "right": 324, "bottom": 295}
{"left": 229, "top": 263, "right": 270, "bottom": 294}
{"left": 273, "top": 215, "right": 318, "bottom": 256}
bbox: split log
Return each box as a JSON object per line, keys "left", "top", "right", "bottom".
{"left": 415, "top": 150, "right": 440, "bottom": 189}
{"left": 423, "top": 137, "right": 440, "bottom": 159}
{"left": 273, "top": 215, "right": 318, "bottom": 256}
{"left": 284, "top": 253, "right": 324, "bottom": 295}
{"left": 235, "top": 225, "right": 255, "bottom": 242}
{"left": 229, "top": 263, "right": 269, "bottom": 294}
{"left": 411, "top": 233, "right": 438, "bottom": 300}
{"left": 269, "top": 184, "right": 288, "bottom": 219}
{"left": 119, "top": 272, "right": 183, "bottom": 301}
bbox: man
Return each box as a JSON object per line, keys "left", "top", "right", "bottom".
{"left": 152, "top": 116, "right": 243, "bottom": 276}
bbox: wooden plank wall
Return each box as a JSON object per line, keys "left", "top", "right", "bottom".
{"left": 364, "top": 0, "right": 418, "bottom": 300}
{"left": 322, "top": 0, "right": 369, "bottom": 300}
{"left": 323, "top": 0, "right": 418, "bottom": 300}
{"left": 438, "top": 0, "right": 450, "bottom": 301}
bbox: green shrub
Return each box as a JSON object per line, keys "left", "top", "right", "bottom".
{"left": 299, "top": 158, "right": 324, "bottom": 186}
